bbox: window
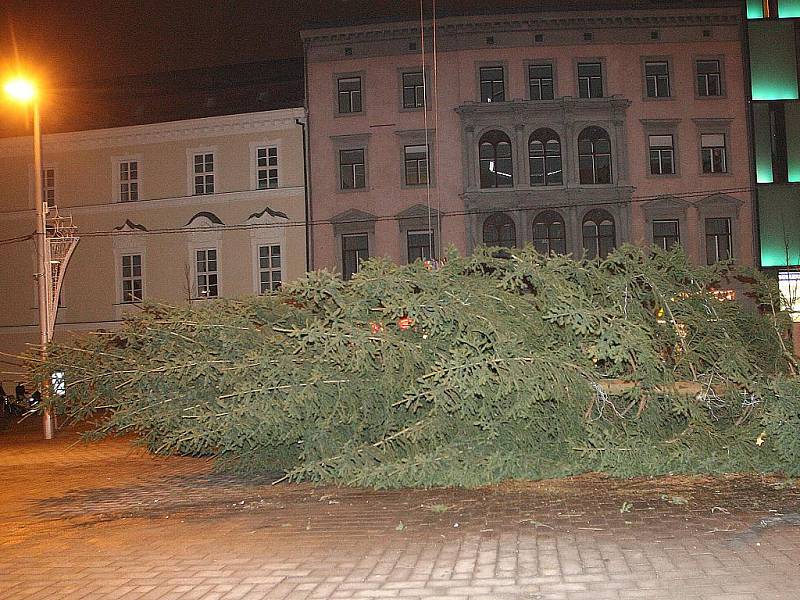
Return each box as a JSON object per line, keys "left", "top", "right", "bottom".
{"left": 653, "top": 220, "right": 680, "bottom": 250}
{"left": 578, "top": 127, "right": 612, "bottom": 184}
{"left": 193, "top": 153, "right": 214, "bottom": 195}
{"left": 645, "top": 62, "right": 670, "bottom": 98}
{"left": 340, "top": 149, "right": 366, "bottom": 189}
{"left": 342, "top": 233, "right": 369, "bottom": 280}
{"left": 256, "top": 147, "right": 278, "bottom": 189}
{"left": 407, "top": 230, "right": 435, "bottom": 262}
{"left": 404, "top": 145, "right": 429, "bottom": 186}
{"left": 196, "top": 248, "right": 219, "bottom": 298}
{"left": 338, "top": 76, "right": 362, "bottom": 113}
{"left": 529, "top": 128, "right": 562, "bottom": 186}
{"left": 528, "top": 64, "right": 554, "bottom": 100}
{"left": 701, "top": 134, "right": 727, "bottom": 173}
{"left": 258, "top": 245, "right": 281, "bottom": 293}
{"left": 649, "top": 135, "right": 675, "bottom": 175}
{"left": 697, "top": 60, "right": 722, "bottom": 96}
{"left": 532, "top": 211, "right": 566, "bottom": 255}
{"left": 479, "top": 66, "right": 505, "bottom": 103}
{"left": 402, "top": 72, "right": 425, "bottom": 109}
{"left": 119, "top": 161, "right": 139, "bottom": 202}
{"left": 479, "top": 130, "right": 513, "bottom": 188}
{"left": 42, "top": 168, "right": 55, "bottom": 207}
{"left": 705, "top": 218, "right": 732, "bottom": 264}
{"left": 582, "top": 210, "right": 616, "bottom": 259}
{"left": 577, "top": 62, "right": 603, "bottom": 98}
{"left": 482, "top": 212, "right": 516, "bottom": 248}
{"left": 121, "top": 254, "right": 143, "bottom": 303}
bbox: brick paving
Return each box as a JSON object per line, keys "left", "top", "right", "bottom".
{"left": 1, "top": 416, "right": 799, "bottom": 599}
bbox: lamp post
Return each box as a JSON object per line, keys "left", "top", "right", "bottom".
{"left": 4, "top": 77, "right": 56, "bottom": 439}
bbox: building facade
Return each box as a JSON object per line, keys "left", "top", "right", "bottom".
{"left": 744, "top": 1, "right": 800, "bottom": 292}
{"left": 302, "top": 3, "right": 755, "bottom": 279}
{"left": 0, "top": 109, "right": 307, "bottom": 374}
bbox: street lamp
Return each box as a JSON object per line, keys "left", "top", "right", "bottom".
{"left": 4, "top": 75, "right": 56, "bottom": 439}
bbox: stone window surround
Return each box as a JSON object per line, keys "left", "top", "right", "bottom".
{"left": 395, "top": 128, "right": 436, "bottom": 188}
{"left": 527, "top": 125, "right": 565, "bottom": 187}
{"left": 334, "top": 70, "right": 367, "bottom": 117}
{"left": 396, "top": 205, "right": 440, "bottom": 264}
{"left": 641, "top": 119, "right": 681, "bottom": 178}
{"left": 531, "top": 208, "right": 568, "bottom": 253}
{"left": 696, "top": 194, "right": 742, "bottom": 265}
{"left": 111, "top": 228, "right": 146, "bottom": 318}
{"left": 642, "top": 196, "right": 690, "bottom": 249}
{"left": 397, "top": 67, "right": 431, "bottom": 112}
{"left": 574, "top": 57, "right": 608, "bottom": 98}
{"left": 640, "top": 55, "right": 675, "bottom": 102}
{"left": 331, "top": 212, "right": 376, "bottom": 277}
{"left": 467, "top": 120, "right": 623, "bottom": 191}
{"left": 693, "top": 55, "right": 727, "bottom": 100}
{"left": 111, "top": 154, "right": 143, "bottom": 203}
{"left": 331, "top": 133, "right": 371, "bottom": 193}
{"left": 693, "top": 118, "right": 732, "bottom": 177}
{"left": 186, "top": 225, "right": 223, "bottom": 301}
{"left": 186, "top": 146, "right": 218, "bottom": 197}
{"left": 249, "top": 141, "right": 282, "bottom": 191}
{"left": 523, "top": 59, "right": 557, "bottom": 101}
{"left": 456, "top": 97, "right": 631, "bottom": 191}
{"left": 249, "top": 226, "right": 286, "bottom": 296}
{"left": 475, "top": 61, "right": 509, "bottom": 103}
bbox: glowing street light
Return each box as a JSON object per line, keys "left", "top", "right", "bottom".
{"left": 4, "top": 77, "right": 37, "bottom": 103}
{"left": 4, "top": 74, "right": 56, "bottom": 439}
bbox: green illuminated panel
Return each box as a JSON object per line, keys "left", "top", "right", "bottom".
{"left": 749, "top": 22, "right": 799, "bottom": 100}
{"left": 759, "top": 185, "right": 800, "bottom": 267}
{"left": 786, "top": 104, "right": 800, "bottom": 182}
{"left": 779, "top": 0, "right": 800, "bottom": 17}
{"left": 753, "top": 103, "right": 774, "bottom": 183}
{"left": 747, "top": 0, "right": 764, "bottom": 18}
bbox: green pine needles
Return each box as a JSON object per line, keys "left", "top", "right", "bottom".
{"left": 32, "top": 245, "right": 800, "bottom": 487}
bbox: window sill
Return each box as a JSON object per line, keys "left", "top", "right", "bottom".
{"left": 336, "top": 186, "right": 371, "bottom": 194}
{"left": 334, "top": 111, "right": 366, "bottom": 118}
{"left": 699, "top": 171, "right": 731, "bottom": 177}
{"left": 646, "top": 173, "right": 681, "bottom": 179}
{"left": 641, "top": 95, "right": 676, "bottom": 102}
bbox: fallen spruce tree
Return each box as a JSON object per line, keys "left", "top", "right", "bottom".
{"left": 31, "top": 245, "right": 800, "bottom": 487}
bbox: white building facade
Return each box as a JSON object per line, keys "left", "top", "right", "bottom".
{"left": 0, "top": 108, "right": 307, "bottom": 377}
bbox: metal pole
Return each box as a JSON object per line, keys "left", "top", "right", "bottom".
{"left": 33, "top": 103, "right": 54, "bottom": 440}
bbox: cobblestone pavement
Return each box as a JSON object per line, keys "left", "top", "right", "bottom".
{"left": 1, "top": 417, "right": 799, "bottom": 600}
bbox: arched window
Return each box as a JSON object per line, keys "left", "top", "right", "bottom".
{"left": 582, "top": 209, "right": 616, "bottom": 259}
{"left": 578, "top": 127, "right": 612, "bottom": 184}
{"left": 532, "top": 211, "right": 566, "bottom": 255}
{"left": 479, "top": 130, "right": 513, "bottom": 188}
{"left": 529, "top": 128, "right": 562, "bottom": 186}
{"left": 483, "top": 212, "right": 516, "bottom": 248}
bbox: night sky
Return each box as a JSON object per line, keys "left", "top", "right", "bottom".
{"left": 0, "top": 0, "right": 719, "bottom": 134}
{"left": 1, "top": 1, "right": 700, "bottom": 82}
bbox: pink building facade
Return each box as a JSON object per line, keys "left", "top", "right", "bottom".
{"left": 302, "top": 4, "right": 753, "bottom": 278}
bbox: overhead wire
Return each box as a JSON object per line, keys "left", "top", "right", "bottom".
{"left": 0, "top": 184, "right": 757, "bottom": 248}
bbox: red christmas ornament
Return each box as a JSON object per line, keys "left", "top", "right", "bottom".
{"left": 397, "top": 316, "right": 414, "bottom": 330}
{"left": 370, "top": 322, "right": 384, "bottom": 334}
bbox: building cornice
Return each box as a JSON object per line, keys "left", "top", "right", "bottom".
{"left": 0, "top": 108, "right": 306, "bottom": 158}
{"left": 301, "top": 10, "right": 740, "bottom": 46}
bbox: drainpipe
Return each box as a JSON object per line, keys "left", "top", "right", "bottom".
{"left": 296, "top": 116, "right": 311, "bottom": 272}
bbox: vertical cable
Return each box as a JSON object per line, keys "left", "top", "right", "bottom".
{"left": 431, "top": 0, "right": 443, "bottom": 260}
{"left": 420, "top": 0, "right": 434, "bottom": 261}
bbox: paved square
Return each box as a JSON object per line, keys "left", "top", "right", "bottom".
{"left": 1, "top": 417, "right": 799, "bottom": 599}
